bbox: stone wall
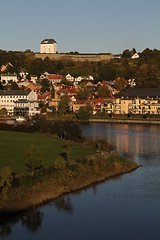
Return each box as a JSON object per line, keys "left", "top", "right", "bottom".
{"left": 35, "top": 53, "right": 113, "bottom": 62}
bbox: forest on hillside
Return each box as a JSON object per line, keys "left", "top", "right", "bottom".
{"left": 0, "top": 48, "right": 160, "bottom": 88}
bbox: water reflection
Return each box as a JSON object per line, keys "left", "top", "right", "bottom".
{"left": 82, "top": 123, "right": 160, "bottom": 163}
{"left": 54, "top": 196, "right": 73, "bottom": 214}
{"left": 21, "top": 210, "right": 43, "bottom": 232}
{"left": 0, "top": 222, "right": 12, "bottom": 238}
{"left": 0, "top": 209, "right": 43, "bottom": 238}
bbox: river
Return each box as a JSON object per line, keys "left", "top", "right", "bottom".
{"left": 1, "top": 123, "right": 160, "bottom": 240}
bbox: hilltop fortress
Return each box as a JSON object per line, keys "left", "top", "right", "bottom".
{"left": 35, "top": 38, "right": 113, "bottom": 62}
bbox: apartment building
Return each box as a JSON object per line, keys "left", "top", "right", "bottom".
{"left": 0, "top": 90, "right": 40, "bottom": 116}
{"left": 115, "top": 88, "right": 160, "bottom": 115}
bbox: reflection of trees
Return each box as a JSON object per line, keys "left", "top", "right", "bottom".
{"left": 54, "top": 196, "right": 73, "bottom": 214}
{"left": 0, "top": 223, "right": 12, "bottom": 238}
{"left": 21, "top": 210, "right": 43, "bottom": 232}
{"left": 0, "top": 209, "right": 43, "bottom": 238}
{"left": 0, "top": 212, "right": 19, "bottom": 239}
{"left": 92, "top": 184, "right": 98, "bottom": 196}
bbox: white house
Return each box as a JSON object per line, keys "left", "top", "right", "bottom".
{"left": 17, "top": 79, "right": 29, "bottom": 88}
{"left": 0, "top": 90, "right": 40, "bottom": 116}
{"left": 128, "top": 79, "right": 136, "bottom": 87}
{"left": 75, "top": 75, "right": 94, "bottom": 82}
{"left": 1, "top": 73, "right": 18, "bottom": 86}
{"left": 131, "top": 53, "right": 139, "bottom": 59}
{"left": 66, "top": 74, "right": 74, "bottom": 82}
{"left": 40, "top": 39, "right": 57, "bottom": 54}
{"left": 47, "top": 74, "right": 63, "bottom": 84}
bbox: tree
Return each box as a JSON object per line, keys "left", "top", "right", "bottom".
{"left": 0, "top": 167, "right": 14, "bottom": 197}
{"left": 114, "top": 77, "right": 127, "bottom": 91}
{"left": 0, "top": 108, "right": 7, "bottom": 116}
{"left": 122, "top": 49, "right": 132, "bottom": 58}
{"left": 97, "top": 85, "right": 111, "bottom": 98}
{"left": 58, "top": 94, "right": 71, "bottom": 115}
{"left": 51, "top": 86, "right": 55, "bottom": 98}
{"left": 131, "top": 48, "right": 136, "bottom": 55}
{"left": 77, "top": 88, "right": 91, "bottom": 100}
{"left": 77, "top": 105, "right": 93, "bottom": 121}
{"left": 99, "top": 64, "right": 116, "bottom": 81}
{"left": 41, "top": 78, "right": 50, "bottom": 92}
{"left": 25, "top": 145, "right": 43, "bottom": 175}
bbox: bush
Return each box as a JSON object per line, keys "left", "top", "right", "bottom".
{"left": 0, "top": 108, "right": 7, "bottom": 116}
{"left": 25, "top": 145, "right": 44, "bottom": 175}
{"left": 0, "top": 167, "right": 14, "bottom": 197}
{"left": 53, "top": 156, "right": 66, "bottom": 170}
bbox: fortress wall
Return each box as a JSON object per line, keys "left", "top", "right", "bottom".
{"left": 35, "top": 53, "right": 113, "bottom": 62}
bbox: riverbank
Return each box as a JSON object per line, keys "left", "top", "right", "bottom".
{"left": 0, "top": 152, "right": 138, "bottom": 214}
{"left": 89, "top": 118, "right": 160, "bottom": 124}
{"left": 45, "top": 112, "right": 160, "bottom": 125}
{"left": 1, "top": 113, "right": 160, "bottom": 125}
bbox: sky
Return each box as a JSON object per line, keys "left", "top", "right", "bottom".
{"left": 0, "top": 0, "right": 160, "bottom": 54}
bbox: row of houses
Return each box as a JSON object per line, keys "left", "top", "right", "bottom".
{"left": 1, "top": 88, "right": 160, "bottom": 117}
{"left": 48, "top": 88, "right": 160, "bottom": 116}
{"left": 0, "top": 72, "right": 94, "bottom": 87}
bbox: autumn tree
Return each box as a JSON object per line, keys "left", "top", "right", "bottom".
{"left": 97, "top": 85, "right": 111, "bottom": 98}
{"left": 58, "top": 94, "right": 71, "bottom": 115}
{"left": 114, "top": 77, "right": 127, "bottom": 91}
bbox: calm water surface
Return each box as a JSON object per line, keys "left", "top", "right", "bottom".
{"left": 1, "top": 123, "right": 160, "bottom": 240}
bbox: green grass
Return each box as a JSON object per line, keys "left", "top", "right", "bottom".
{"left": 0, "top": 131, "right": 94, "bottom": 175}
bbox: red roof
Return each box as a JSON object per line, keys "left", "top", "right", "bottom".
{"left": 38, "top": 91, "right": 51, "bottom": 101}
{"left": 88, "top": 98, "right": 113, "bottom": 105}
{"left": 47, "top": 74, "right": 63, "bottom": 80}
{"left": 74, "top": 100, "right": 88, "bottom": 104}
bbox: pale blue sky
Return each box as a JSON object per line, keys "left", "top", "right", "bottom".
{"left": 0, "top": 0, "right": 160, "bottom": 53}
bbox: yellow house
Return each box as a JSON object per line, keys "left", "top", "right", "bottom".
{"left": 115, "top": 88, "right": 160, "bottom": 115}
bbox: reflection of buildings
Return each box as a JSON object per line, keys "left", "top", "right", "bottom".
{"left": 83, "top": 124, "right": 160, "bottom": 162}
{"left": 109, "top": 124, "right": 160, "bottom": 161}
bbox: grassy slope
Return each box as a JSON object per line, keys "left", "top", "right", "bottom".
{"left": 0, "top": 131, "right": 94, "bottom": 175}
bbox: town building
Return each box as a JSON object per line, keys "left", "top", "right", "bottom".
{"left": 47, "top": 74, "right": 63, "bottom": 84}
{"left": 0, "top": 90, "right": 40, "bottom": 116}
{"left": 131, "top": 53, "right": 139, "bottom": 59}
{"left": 1, "top": 73, "right": 18, "bottom": 86}
{"left": 40, "top": 39, "right": 57, "bottom": 54}
{"left": 115, "top": 88, "right": 160, "bottom": 115}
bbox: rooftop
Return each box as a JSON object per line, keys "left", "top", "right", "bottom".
{"left": 41, "top": 39, "right": 57, "bottom": 44}
{"left": 122, "top": 88, "right": 160, "bottom": 99}
{"left": 0, "top": 90, "right": 31, "bottom": 96}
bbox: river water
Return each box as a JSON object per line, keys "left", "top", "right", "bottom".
{"left": 1, "top": 123, "right": 160, "bottom": 240}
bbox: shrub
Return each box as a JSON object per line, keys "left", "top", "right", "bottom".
{"left": 25, "top": 145, "right": 44, "bottom": 175}
{"left": 0, "top": 167, "right": 14, "bottom": 197}
{"left": 53, "top": 156, "right": 66, "bottom": 170}
{"left": 0, "top": 108, "right": 7, "bottom": 116}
